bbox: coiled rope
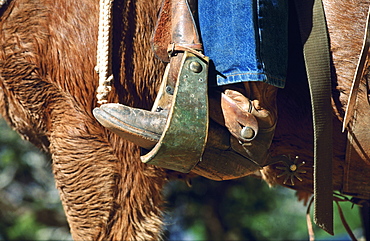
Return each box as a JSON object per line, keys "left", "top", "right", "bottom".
{"left": 95, "top": 0, "right": 114, "bottom": 104}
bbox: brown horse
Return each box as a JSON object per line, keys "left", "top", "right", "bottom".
{"left": 0, "top": 0, "right": 369, "bottom": 240}
{"left": 0, "top": 0, "right": 165, "bottom": 239}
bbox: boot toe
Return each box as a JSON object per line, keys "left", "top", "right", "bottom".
{"left": 93, "top": 103, "right": 167, "bottom": 149}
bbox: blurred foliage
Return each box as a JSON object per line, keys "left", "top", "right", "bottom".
{"left": 0, "top": 117, "right": 365, "bottom": 240}
{"left": 163, "top": 177, "right": 364, "bottom": 240}
{"left": 0, "top": 118, "right": 71, "bottom": 240}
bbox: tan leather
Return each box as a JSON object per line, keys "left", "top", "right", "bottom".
{"left": 223, "top": 89, "right": 276, "bottom": 166}
{"left": 151, "top": 0, "right": 202, "bottom": 63}
{"left": 342, "top": 9, "right": 370, "bottom": 199}
{"left": 221, "top": 90, "right": 258, "bottom": 142}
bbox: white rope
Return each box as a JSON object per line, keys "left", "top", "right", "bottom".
{"left": 95, "top": 0, "right": 114, "bottom": 104}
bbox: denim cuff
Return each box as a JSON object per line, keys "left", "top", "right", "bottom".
{"left": 198, "top": 0, "right": 288, "bottom": 88}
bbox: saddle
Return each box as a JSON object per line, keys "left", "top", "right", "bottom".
{"left": 93, "top": 0, "right": 279, "bottom": 180}
{"left": 92, "top": 0, "right": 369, "bottom": 236}
{"left": 342, "top": 7, "right": 370, "bottom": 200}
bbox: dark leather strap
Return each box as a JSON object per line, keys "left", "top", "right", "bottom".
{"left": 294, "top": 0, "right": 334, "bottom": 235}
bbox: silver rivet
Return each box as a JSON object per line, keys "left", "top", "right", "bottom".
{"left": 240, "top": 126, "right": 255, "bottom": 139}
{"left": 166, "top": 86, "right": 174, "bottom": 95}
{"left": 189, "top": 61, "right": 202, "bottom": 73}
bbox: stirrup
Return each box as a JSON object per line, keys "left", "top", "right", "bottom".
{"left": 93, "top": 51, "right": 271, "bottom": 178}
{"left": 94, "top": 51, "right": 209, "bottom": 173}
{"left": 92, "top": 0, "right": 278, "bottom": 180}
{"left": 94, "top": 0, "right": 210, "bottom": 173}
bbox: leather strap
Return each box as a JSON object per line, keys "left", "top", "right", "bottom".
{"left": 152, "top": 0, "right": 203, "bottom": 63}
{"left": 343, "top": 7, "right": 370, "bottom": 131}
{"left": 295, "top": 0, "right": 334, "bottom": 235}
{"left": 342, "top": 7, "right": 370, "bottom": 198}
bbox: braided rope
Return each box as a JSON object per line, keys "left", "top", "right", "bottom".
{"left": 95, "top": 0, "right": 114, "bottom": 104}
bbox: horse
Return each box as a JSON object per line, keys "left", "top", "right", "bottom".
{"left": 0, "top": 0, "right": 369, "bottom": 239}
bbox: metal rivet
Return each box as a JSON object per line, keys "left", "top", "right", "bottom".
{"left": 290, "top": 164, "right": 297, "bottom": 172}
{"left": 189, "top": 61, "right": 202, "bottom": 73}
{"left": 166, "top": 86, "right": 174, "bottom": 95}
{"left": 240, "top": 126, "right": 255, "bottom": 140}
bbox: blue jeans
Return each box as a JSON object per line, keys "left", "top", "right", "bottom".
{"left": 198, "top": 0, "right": 288, "bottom": 88}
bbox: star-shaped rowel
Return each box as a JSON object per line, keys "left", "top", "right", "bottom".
{"left": 276, "top": 155, "right": 306, "bottom": 186}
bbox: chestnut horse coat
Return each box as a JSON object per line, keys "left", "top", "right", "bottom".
{"left": 0, "top": 0, "right": 369, "bottom": 240}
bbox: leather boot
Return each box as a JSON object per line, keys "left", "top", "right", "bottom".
{"left": 208, "top": 81, "right": 277, "bottom": 167}
{"left": 243, "top": 81, "right": 278, "bottom": 129}
{"left": 233, "top": 92, "right": 276, "bottom": 166}
{"left": 239, "top": 81, "right": 277, "bottom": 166}
{"left": 93, "top": 103, "right": 166, "bottom": 149}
